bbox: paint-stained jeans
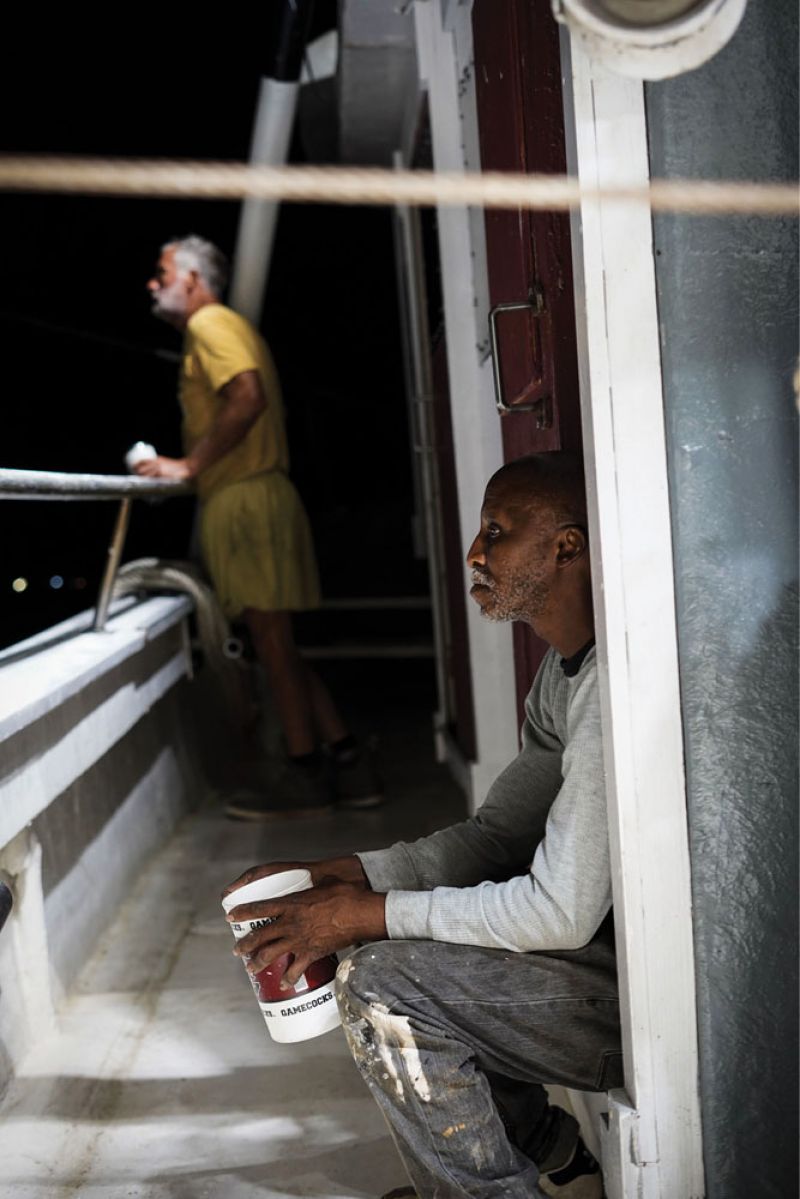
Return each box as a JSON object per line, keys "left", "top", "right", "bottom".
{"left": 334, "top": 917, "right": 622, "bottom": 1199}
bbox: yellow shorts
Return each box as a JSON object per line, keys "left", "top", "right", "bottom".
{"left": 200, "top": 472, "right": 321, "bottom": 619}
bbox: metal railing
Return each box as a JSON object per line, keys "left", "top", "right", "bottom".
{"left": 0, "top": 468, "right": 191, "bottom": 631}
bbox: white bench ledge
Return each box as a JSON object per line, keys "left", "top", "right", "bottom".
{"left": 0, "top": 596, "right": 193, "bottom": 744}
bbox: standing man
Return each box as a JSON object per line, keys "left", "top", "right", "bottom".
{"left": 139, "top": 235, "right": 380, "bottom": 816}
{"left": 223, "top": 452, "right": 621, "bottom": 1198}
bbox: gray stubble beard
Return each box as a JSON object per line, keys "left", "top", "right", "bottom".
{"left": 472, "top": 567, "right": 550, "bottom": 624}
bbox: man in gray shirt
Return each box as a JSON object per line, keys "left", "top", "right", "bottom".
{"left": 224, "top": 452, "right": 622, "bottom": 1198}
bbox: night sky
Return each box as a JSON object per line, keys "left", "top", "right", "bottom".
{"left": 0, "top": 9, "right": 421, "bottom": 650}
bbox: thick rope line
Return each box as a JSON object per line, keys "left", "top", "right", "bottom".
{"left": 0, "top": 157, "right": 797, "bottom": 216}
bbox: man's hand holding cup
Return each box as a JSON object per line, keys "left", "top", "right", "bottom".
{"left": 221, "top": 857, "right": 385, "bottom": 1043}
{"left": 227, "top": 878, "right": 387, "bottom": 989}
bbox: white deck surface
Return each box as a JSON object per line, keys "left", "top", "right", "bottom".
{"left": 0, "top": 684, "right": 466, "bottom": 1198}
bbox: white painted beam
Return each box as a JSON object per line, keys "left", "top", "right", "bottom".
{"left": 413, "top": 0, "right": 518, "bottom": 808}
{"left": 229, "top": 78, "right": 299, "bottom": 324}
{"left": 561, "top": 34, "right": 704, "bottom": 1199}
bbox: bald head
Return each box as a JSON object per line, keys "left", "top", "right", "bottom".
{"left": 467, "top": 452, "right": 593, "bottom": 654}
{"left": 486, "top": 452, "right": 587, "bottom": 533}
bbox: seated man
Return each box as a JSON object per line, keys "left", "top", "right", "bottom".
{"left": 223, "top": 452, "right": 622, "bottom": 1198}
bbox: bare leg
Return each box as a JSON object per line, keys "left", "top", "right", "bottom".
{"left": 305, "top": 663, "right": 348, "bottom": 746}
{"left": 243, "top": 608, "right": 349, "bottom": 756}
{"left": 243, "top": 608, "right": 316, "bottom": 757}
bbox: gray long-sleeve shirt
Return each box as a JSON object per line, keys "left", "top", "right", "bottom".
{"left": 358, "top": 646, "right": 611, "bottom": 953}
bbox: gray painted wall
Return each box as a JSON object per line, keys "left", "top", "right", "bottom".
{"left": 646, "top": 4, "right": 798, "bottom": 1197}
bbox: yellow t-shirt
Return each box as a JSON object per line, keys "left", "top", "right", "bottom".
{"left": 179, "top": 304, "right": 289, "bottom": 500}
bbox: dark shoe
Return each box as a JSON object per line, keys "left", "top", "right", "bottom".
{"left": 224, "top": 758, "right": 334, "bottom": 821}
{"left": 377, "top": 1138, "right": 601, "bottom": 1199}
{"left": 332, "top": 739, "right": 384, "bottom": 809}
{"left": 539, "top": 1135, "right": 604, "bottom": 1198}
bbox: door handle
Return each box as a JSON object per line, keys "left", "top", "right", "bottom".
{"left": 489, "top": 292, "right": 553, "bottom": 427}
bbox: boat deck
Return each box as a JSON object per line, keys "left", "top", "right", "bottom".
{"left": 1, "top": 666, "right": 466, "bottom": 1198}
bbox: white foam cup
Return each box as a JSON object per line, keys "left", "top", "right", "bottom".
{"left": 125, "top": 441, "right": 157, "bottom": 471}
{"left": 222, "top": 869, "right": 341, "bottom": 1043}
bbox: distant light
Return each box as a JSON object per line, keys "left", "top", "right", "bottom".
{"left": 49, "top": 575, "right": 64, "bottom": 590}
{"left": 12, "top": 577, "right": 28, "bottom": 593}
{"left": 73, "top": 577, "right": 87, "bottom": 591}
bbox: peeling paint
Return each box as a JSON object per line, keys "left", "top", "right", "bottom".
{"left": 336, "top": 956, "right": 354, "bottom": 984}
{"left": 470, "top": 1137, "right": 487, "bottom": 1171}
{"left": 370, "top": 1003, "right": 432, "bottom": 1104}
{"left": 340, "top": 993, "right": 432, "bottom": 1106}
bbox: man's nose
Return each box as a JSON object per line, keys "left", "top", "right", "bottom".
{"left": 146, "top": 277, "right": 158, "bottom": 293}
{"left": 466, "top": 532, "right": 485, "bottom": 567}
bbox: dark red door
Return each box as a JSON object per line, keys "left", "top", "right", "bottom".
{"left": 473, "top": 0, "right": 583, "bottom": 716}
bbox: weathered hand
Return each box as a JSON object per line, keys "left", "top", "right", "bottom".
{"left": 133, "top": 455, "right": 192, "bottom": 481}
{"left": 221, "top": 855, "right": 368, "bottom": 900}
{"left": 226, "top": 881, "right": 387, "bottom": 988}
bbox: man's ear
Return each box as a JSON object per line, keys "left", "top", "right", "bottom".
{"left": 185, "top": 270, "right": 201, "bottom": 294}
{"left": 555, "top": 526, "right": 588, "bottom": 568}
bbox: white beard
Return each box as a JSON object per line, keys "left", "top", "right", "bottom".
{"left": 151, "top": 279, "right": 188, "bottom": 321}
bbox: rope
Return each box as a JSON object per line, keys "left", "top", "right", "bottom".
{"left": 113, "top": 559, "right": 254, "bottom": 727}
{"left": 0, "top": 157, "right": 797, "bottom": 216}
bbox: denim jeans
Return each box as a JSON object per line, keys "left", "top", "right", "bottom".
{"left": 334, "top": 917, "right": 622, "bottom": 1198}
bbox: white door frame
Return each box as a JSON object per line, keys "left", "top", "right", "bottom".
{"left": 413, "top": 0, "right": 520, "bottom": 809}
{"left": 561, "top": 34, "right": 705, "bottom": 1199}
{"left": 410, "top": 9, "right": 705, "bottom": 1192}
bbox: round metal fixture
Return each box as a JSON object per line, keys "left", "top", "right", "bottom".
{"left": 553, "top": 0, "right": 748, "bottom": 79}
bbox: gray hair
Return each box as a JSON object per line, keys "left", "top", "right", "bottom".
{"left": 163, "top": 235, "right": 229, "bottom": 297}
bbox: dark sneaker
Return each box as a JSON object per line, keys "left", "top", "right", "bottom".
{"left": 224, "top": 758, "right": 334, "bottom": 821}
{"left": 332, "top": 739, "right": 384, "bottom": 809}
{"left": 539, "top": 1135, "right": 604, "bottom": 1198}
{"left": 377, "top": 1138, "right": 601, "bottom": 1199}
